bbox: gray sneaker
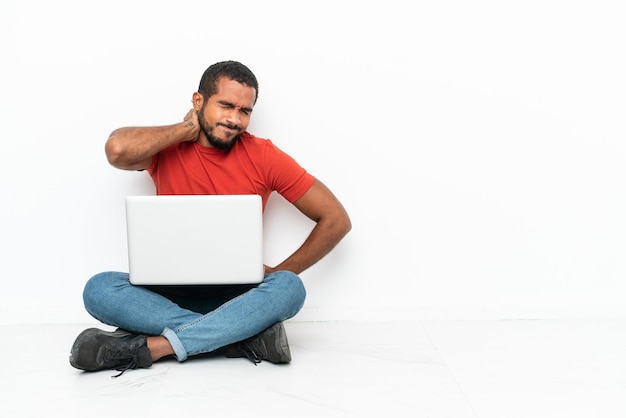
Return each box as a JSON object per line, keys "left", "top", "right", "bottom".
{"left": 225, "top": 322, "right": 291, "bottom": 365}
{"left": 69, "top": 328, "right": 152, "bottom": 376}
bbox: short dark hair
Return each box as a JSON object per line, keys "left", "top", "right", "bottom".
{"left": 198, "top": 61, "right": 259, "bottom": 103}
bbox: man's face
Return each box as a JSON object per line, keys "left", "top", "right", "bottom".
{"left": 196, "top": 77, "right": 256, "bottom": 150}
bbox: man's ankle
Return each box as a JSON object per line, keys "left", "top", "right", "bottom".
{"left": 146, "top": 335, "right": 175, "bottom": 361}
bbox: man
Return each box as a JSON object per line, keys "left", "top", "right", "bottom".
{"left": 69, "top": 61, "right": 351, "bottom": 375}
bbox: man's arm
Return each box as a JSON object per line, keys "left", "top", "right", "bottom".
{"left": 266, "top": 179, "right": 352, "bottom": 275}
{"left": 105, "top": 109, "right": 200, "bottom": 170}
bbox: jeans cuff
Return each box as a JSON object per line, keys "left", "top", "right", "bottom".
{"left": 162, "top": 327, "right": 187, "bottom": 361}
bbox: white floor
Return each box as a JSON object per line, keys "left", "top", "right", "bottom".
{"left": 1, "top": 319, "right": 625, "bottom": 418}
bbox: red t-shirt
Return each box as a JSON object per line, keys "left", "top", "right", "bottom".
{"left": 147, "top": 132, "right": 315, "bottom": 211}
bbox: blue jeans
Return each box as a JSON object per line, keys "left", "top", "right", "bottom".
{"left": 82, "top": 271, "right": 306, "bottom": 361}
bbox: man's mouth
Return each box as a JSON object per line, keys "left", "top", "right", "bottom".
{"left": 218, "top": 123, "right": 240, "bottom": 132}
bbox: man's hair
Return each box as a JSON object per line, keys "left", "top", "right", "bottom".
{"left": 198, "top": 61, "right": 259, "bottom": 103}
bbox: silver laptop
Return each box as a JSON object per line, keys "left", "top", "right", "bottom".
{"left": 125, "top": 194, "right": 264, "bottom": 285}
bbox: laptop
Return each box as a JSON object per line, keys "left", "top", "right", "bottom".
{"left": 125, "top": 194, "right": 264, "bottom": 285}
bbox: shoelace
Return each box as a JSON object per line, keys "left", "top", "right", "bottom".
{"left": 111, "top": 356, "right": 139, "bottom": 378}
{"left": 100, "top": 348, "right": 140, "bottom": 378}
{"left": 235, "top": 343, "right": 262, "bottom": 366}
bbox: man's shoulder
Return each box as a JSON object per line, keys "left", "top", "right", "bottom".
{"left": 241, "top": 131, "right": 271, "bottom": 145}
{"left": 238, "top": 132, "right": 280, "bottom": 154}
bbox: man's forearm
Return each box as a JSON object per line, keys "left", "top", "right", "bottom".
{"left": 105, "top": 120, "right": 198, "bottom": 170}
{"left": 270, "top": 216, "right": 351, "bottom": 275}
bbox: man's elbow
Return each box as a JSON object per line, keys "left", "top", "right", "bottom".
{"left": 336, "top": 211, "right": 352, "bottom": 239}
{"left": 104, "top": 134, "right": 123, "bottom": 167}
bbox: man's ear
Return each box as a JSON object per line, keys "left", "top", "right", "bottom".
{"left": 192, "top": 92, "right": 204, "bottom": 111}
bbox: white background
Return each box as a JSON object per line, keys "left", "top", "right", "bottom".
{"left": 1, "top": 0, "right": 625, "bottom": 324}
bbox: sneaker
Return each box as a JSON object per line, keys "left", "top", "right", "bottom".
{"left": 224, "top": 322, "right": 291, "bottom": 365}
{"left": 69, "top": 328, "right": 152, "bottom": 376}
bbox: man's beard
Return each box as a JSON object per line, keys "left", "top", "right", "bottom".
{"left": 198, "top": 110, "right": 241, "bottom": 151}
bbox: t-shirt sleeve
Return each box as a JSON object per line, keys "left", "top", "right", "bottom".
{"left": 264, "top": 140, "right": 315, "bottom": 202}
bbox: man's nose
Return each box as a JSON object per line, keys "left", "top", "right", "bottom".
{"left": 225, "top": 109, "right": 241, "bottom": 125}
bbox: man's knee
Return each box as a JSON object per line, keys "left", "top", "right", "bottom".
{"left": 83, "top": 271, "right": 128, "bottom": 311}
{"left": 267, "top": 270, "right": 306, "bottom": 313}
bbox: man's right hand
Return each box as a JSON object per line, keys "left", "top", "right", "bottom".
{"left": 182, "top": 108, "right": 201, "bottom": 143}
